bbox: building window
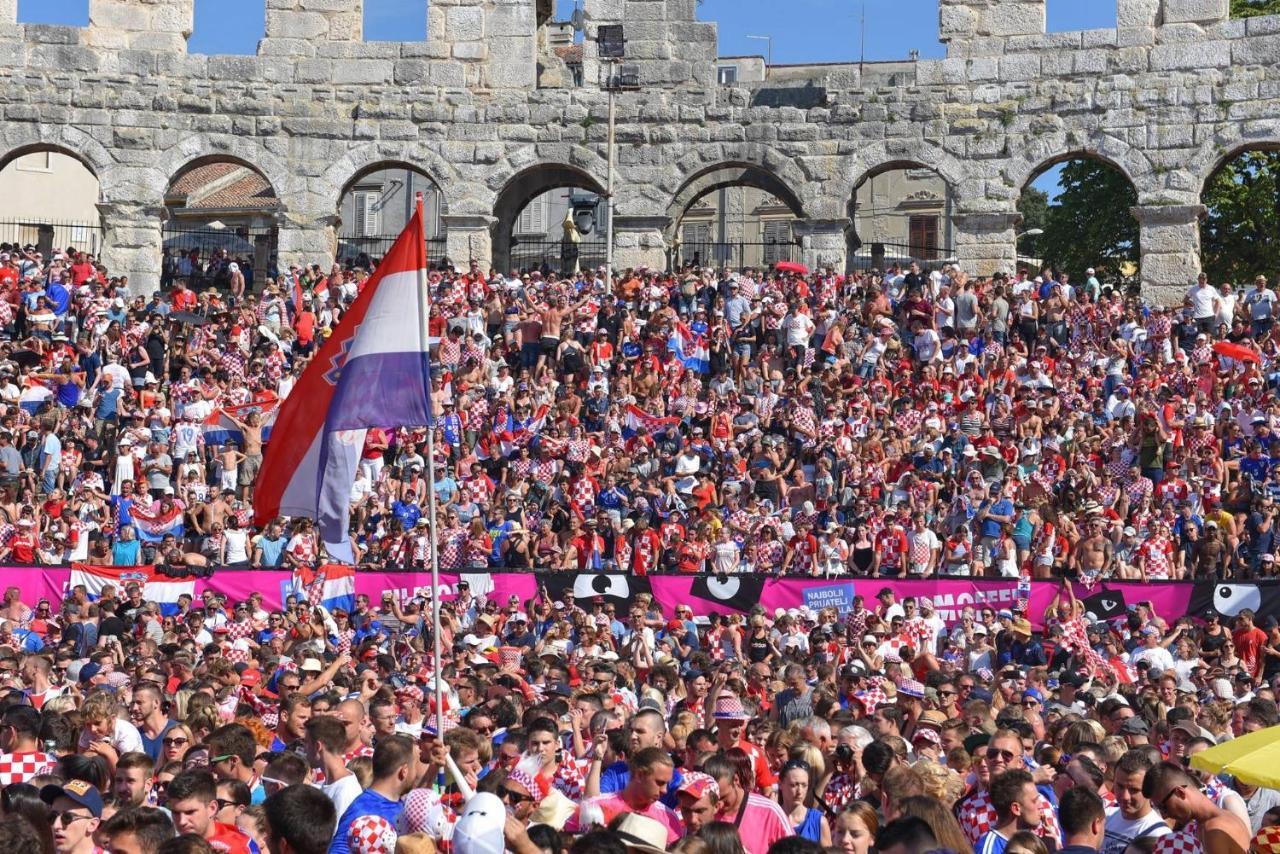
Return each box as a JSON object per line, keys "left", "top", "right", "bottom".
{"left": 909, "top": 215, "right": 940, "bottom": 260}
{"left": 681, "top": 222, "right": 712, "bottom": 264}
{"left": 517, "top": 197, "right": 546, "bottom": 236}
{"left": 762, "top": 220, "right": 792, "bottom": 265}
{"left": 355, "top": 192, "right": 381, "bottom": 237}
{"left": 717, "top": 66, "right": 737, "bottom": 85}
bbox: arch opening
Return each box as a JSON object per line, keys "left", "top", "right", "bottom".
{"left": 1015, "top": 154, "right": 1138, "bottom": 284}
{"left": 846, "top": 161, "right": 955, "bottom": 275}
{"left": 337, "top": 164, "right": 447, "bottom": 269}
{"left": 492, "top": 164, "right": 606, "bottom": 276}
{"left": 163, "top": 156, "right": 280, "bottom": 291}
{"left": 668, "top": 163, "right": 803, "bottom": 271}
{"left": 0, "top": 145, "right": 103, "bottom": 259}
{"left": 1200, "top": 144, "right": 1280, "bottom": 287}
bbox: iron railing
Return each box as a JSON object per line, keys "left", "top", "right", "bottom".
{"left": 0, "top": 220, "right": 103, "bottom": 258}
{"left": 848, "top": 241, "right": 955, "bottom": 271}
{"left": 162, "top": 224, "right": 278, "bottom": 291}
{"left": 509, "top": 239, "right": 609, "bottom": 276}
{"left": 337, "top": 234, "right": 449, "bottom": 269}
{"left": 675, "top": 240, "right": 798, "bottom": 270}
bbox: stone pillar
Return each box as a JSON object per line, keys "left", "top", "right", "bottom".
{"left": 952, "top": 211, "right": 1019, "bottom": 278}
{"left": 0, "top": 1, "right": 15, "bottom": 26}
{"left": 612, "top": 216, "right": 668, "bottom": 273}
{"left": 1132, "top": 204, "right": 1205, "bottom": 307}
{"left": 276, "top": 212, "right": 336, "bottom": 275}
{"left": 260, "top": 0, "right": 363, "bottom": 56}
{"left": 441, "top": 214, "right": 495, "bottom": 271}
{"left": 86, "top": 0, "right": 194, "bottom": 52}
{"left": 792, "top": 219, "right": 850, "bottom": 275}
{"left": 939, "top": 0, "right": 1044, "bottom": 55}
{"left": 98, "top": 202, "right": 164, "bottom": 294}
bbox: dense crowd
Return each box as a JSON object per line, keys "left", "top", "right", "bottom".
{"left": 3, "top": 245, "right": 1280, "bottom": 580}
{"left": 0, "top": 241, "right": 1277, "bottom": 854}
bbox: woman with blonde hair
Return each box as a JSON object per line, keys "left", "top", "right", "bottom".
{"left": 832, "top": 800, "right": 878, "bottom": 854}
{"left": 897, "top": 794, "right": 974, "bottom": 854}
{"left": 159, "top": 723, "right": 194, "bottom": 768}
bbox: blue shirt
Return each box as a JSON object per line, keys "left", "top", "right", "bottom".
{"left": 330, "top": 789, "right": 402, "bottom": 854}
{"left": 112, "top": 539, "right": 141, "bottom": 566}
{"left": 981, "top": 498, "right": 1014, "bottom": 539}
{"left": 976, "top": 830, "right": 1009, "bottom": 854}
{"left": 599, "top": 761, "right": 684, "bottom": 809}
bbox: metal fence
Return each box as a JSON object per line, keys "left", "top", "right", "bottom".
{"left": 0, "top": 220, "right": 103, "bottom": 257}
{"left": 509, "top": 239, "right": 608, "bottom": 275}
{"left": 162, "top": 223, "right": 278, "bottom": 291}
{"left": 848, "top": 241, "right": 955, "bottom": 272}
{"left": 337, "top": 234, "right": 449, "bottom": 268}
{"left": 674, "top": 240, "right": 798, "bottom": 270}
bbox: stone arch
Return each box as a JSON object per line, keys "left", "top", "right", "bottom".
{"left": 158, "top": 136, "right": 296, "bottom": 212}
{"left": 331, "top": 158, "right": 452, "bottom": 265}
{"left": 490, "top": 161, "right": 607, "bottom": 273}
{"left": 1190, "top": 129, "right": 1280, "bottom": 199}
{"left": 839, "top": 142, "right": 966, "bottom": 270}
{"left": 0, "top": 124, "right": 115, "bottom": 183}
{"left": 832, "top": 139, "right": 968, "bottom": 218}
{"left": 320, "top": 142, "right": 463, "bottom": 211}
{"left": 1003, "top": 135, "right": 1152, "bottom": 201}
{"left": 662, "top": 161, "right": 807, "bottom": 244}
{"left": 1194, "top": 135, "right": 1280, "bottom": 285}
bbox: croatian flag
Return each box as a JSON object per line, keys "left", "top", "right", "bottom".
{"left": 19, "top": 384, "right": 52, "bottom": 415}
{"left": 510, "top": 404, "right": 550, "bottom": 449}
{"left": 129, "top": 503, "right": 185, "bottom": 542}
{"left": 254, "top": 200, "right": 433, "bottom": 563}
{"left": 668, "top": 321, "right": 710, "bottom": 374}
{"left": 202, "top": 398, "right": 279, "bottom": 446}
{"left": 69, "top": 564, "right": 194, "bottom": 616}
{"left": 623, "top": 403, "right": 681, "bottom": 437}
{"left": 292, "top": 563, "right": 356, "bottom": 613}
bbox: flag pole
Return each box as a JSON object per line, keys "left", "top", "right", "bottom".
{"left": 415, "top": 192, "right": 446, "bottom": 749}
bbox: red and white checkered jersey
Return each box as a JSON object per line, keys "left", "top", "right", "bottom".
{"left": 0, "top": 751, "right": 57, "bottom": 786}
{"left": 958, "top": 788, "right": 1061, "bottom": 845}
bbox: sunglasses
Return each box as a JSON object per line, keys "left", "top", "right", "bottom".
{"left": 163, "top": 736, "right": 189, "bottom": 747}
{"left": 987, "top": 749, "right": 1018, "bottom": 763}
{"left": 500, "top": 787, "right": 533, "bottom": 804}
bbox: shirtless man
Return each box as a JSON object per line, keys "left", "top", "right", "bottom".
{"left": 1074, "top": 519, "right": 1115, "bottom": 579}
{"left": 223, "top": 411, "right": 263, "bottom": 501}
{"left": 1143, "top": 761, "right": 1249, "bottom": 854}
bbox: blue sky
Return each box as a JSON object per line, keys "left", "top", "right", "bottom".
{"left": 22, "top": 0, "right": 1115, "bottom": 192}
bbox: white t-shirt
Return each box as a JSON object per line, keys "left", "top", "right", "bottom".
{"left": 79, "top": 717, "right": 144, "bottom": 755}
{"left": 1188, "top": 284, "right": 1220, "bottom": 319}
{"left": 322, "top": 774, "right": 363, "bottom": 819}
{"left": 1102, "top": 807, "right": 1170, "bottom": 854}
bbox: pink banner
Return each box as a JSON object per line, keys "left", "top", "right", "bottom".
{"left": 643, "top": 576, "right": 1195, "bottom": 628}
{"left": 0, "top": 567, "right": 1198, "bottom": 629}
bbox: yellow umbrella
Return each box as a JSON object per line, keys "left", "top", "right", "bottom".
{"left": 1189, "top": 724, "right": 1280, "bottom": 789}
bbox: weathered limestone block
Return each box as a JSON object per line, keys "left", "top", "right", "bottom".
{"left": 1162, "top": 0, "right": 1229, "bottom": 26}
{"left": 260, "top": 0, "right": 362, "bottom": 56}
{"left": 442, "top": 215, "right": 496, "bottom": 270}
{"left": 1133, "top": 204, "right": 1205, "bottom": 306}
{"left": 612, "top": 216, "right": 669, "bottom": 272}
{"left": 86, "top": 0, "right": 193, "bottom": 52}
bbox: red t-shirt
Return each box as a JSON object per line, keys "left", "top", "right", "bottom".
{"left": 206, "top": 821, "right": 257, "bottom": 854}
{"left": 1234, "top": 626, "right": 1268, "bottom": 677}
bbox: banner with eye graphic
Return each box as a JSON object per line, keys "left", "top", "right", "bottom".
{"left": 1187, "top": 581, "right": 1271, "bottom": 622}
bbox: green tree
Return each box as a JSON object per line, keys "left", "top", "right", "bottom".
{"left": 1016, "top": 186, "right": 1048, "bottom": 259}
{"left": 1232, "top": 0, "right": 1280, "bottom": 18}
{"left": 1035, "top": 160, "right": 1138, "bottom": 280}
{"left": 1201, "top": 150, "right": 1280, "bottom": 284}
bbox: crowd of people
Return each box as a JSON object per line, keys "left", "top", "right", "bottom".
{"left": 0, "top": 238, "right": 1275, "bottom": 853}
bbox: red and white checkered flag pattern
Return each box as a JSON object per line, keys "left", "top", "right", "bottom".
{"left": 348, "top": 815, "right": 397, "bottom": 854}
